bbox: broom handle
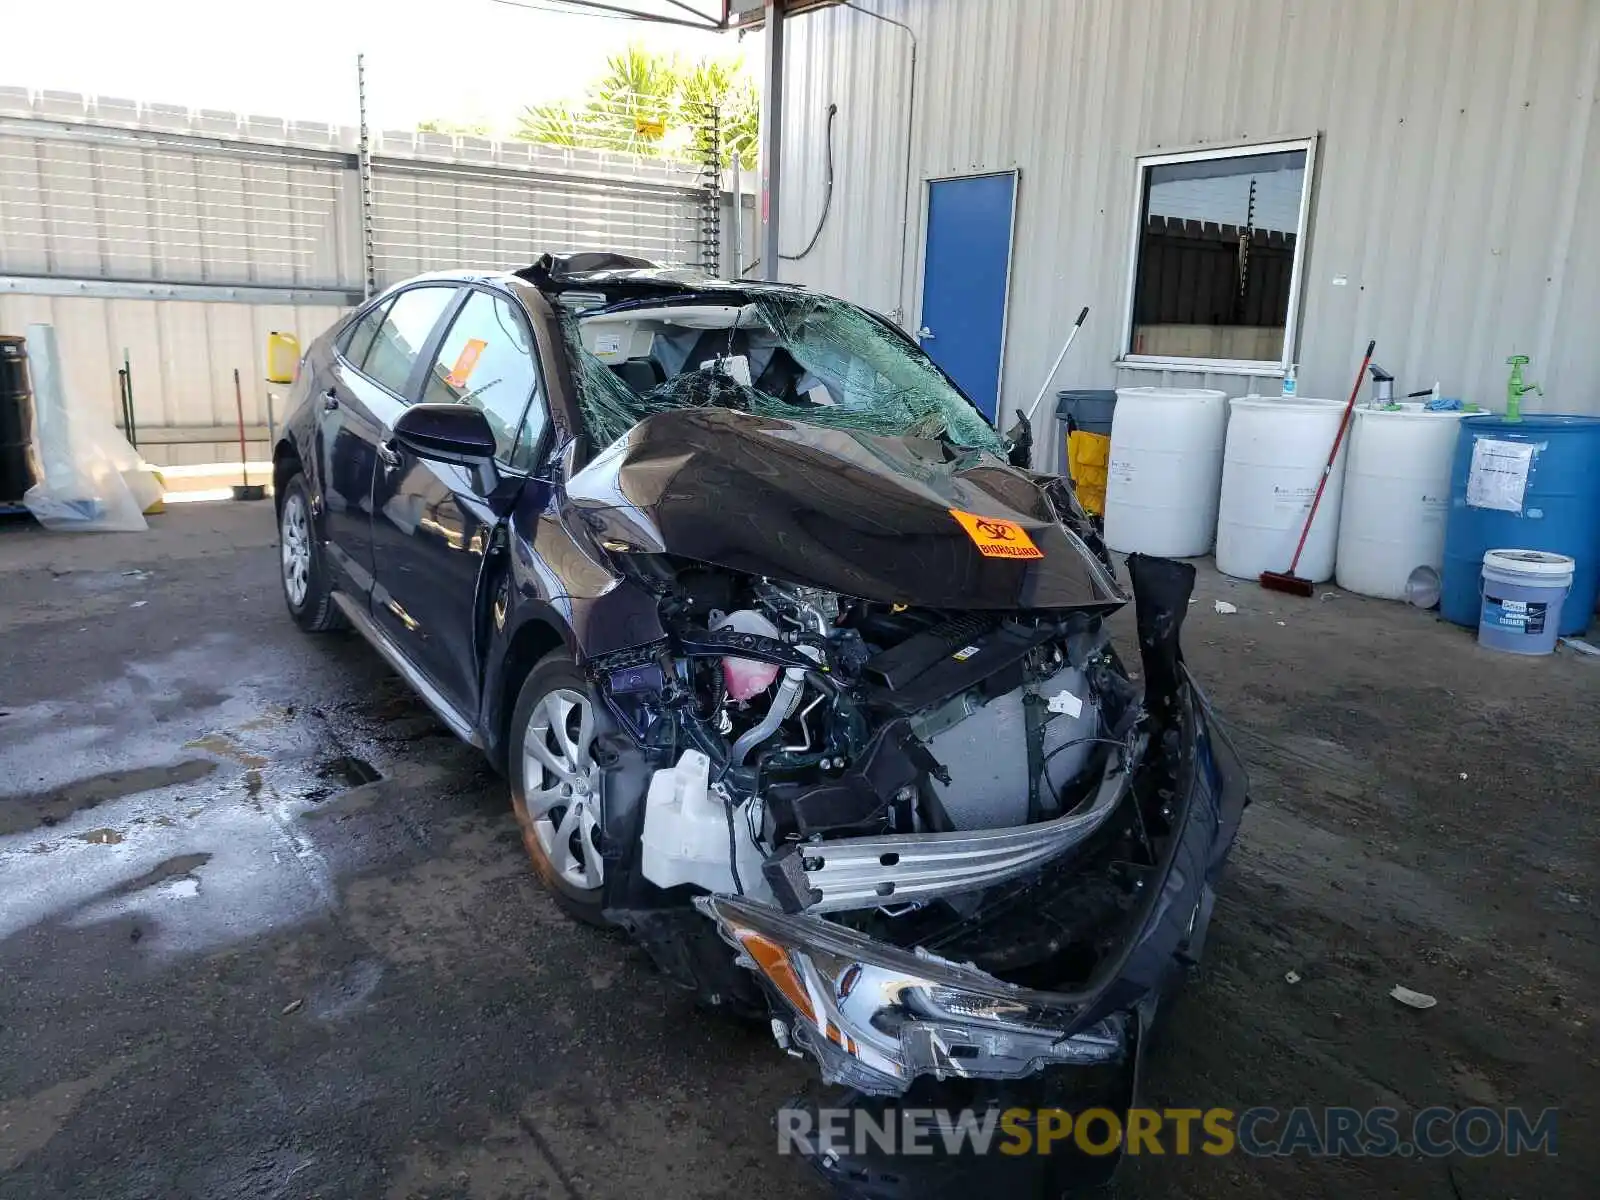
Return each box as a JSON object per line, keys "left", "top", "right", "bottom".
{"left": 1287, "top": 340, "right": 1375, "bottom": 575}
{"left": 234, "top": 368, "right": 249, "bottom": 487}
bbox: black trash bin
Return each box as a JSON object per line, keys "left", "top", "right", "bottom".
{"left": 0, "top": 335, "right": 43, "bottom": 505}
{"left": 1055, "top": 389, "right": 1117, "bottom": 515}
{"left": 1054, "top": 388, "right": 1118, "bottom": 434}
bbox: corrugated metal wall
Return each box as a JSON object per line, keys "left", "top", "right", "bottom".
{"left": 0, "top": 292, "right": 348, "bottom": 465}
{"left": 775, "top": 0, "right": 1600, "bottom": 470}
{"left": 0, "top": 89, "right": 718, "bottom": 466}
{"left": 0, "top": 91, "right": 359, "bottom": 289}
{"left": 370, "top": 133, "right": 713, "bottom": 280}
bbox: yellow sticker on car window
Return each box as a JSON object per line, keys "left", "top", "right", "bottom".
{"left": 948, "top": 508, "right": 1043, "bottom": 560}
{"left": 445, "top": 338, "right": 488, "bottom": 388}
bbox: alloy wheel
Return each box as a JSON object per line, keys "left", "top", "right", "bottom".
{"left": 522, "top": 688, "right": 604, "bottom": 892}
{"left": 280, "top": 491, "right": 311, "bottom": 608}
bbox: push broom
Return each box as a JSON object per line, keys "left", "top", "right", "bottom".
{"left": 1259, "top": 338, "right": 1375, "bottom": 598}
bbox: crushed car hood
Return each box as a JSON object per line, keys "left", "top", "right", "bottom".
{"left": 566, "top": 408, "right": 1127, "bottom": 610}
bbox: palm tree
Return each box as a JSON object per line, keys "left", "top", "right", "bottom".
{"left": 588, "top": 44, "right": 680, "bottom": 154}
{"left": 678, "top": 57, "right": 759, "bottom": 170}
{"left": 513, "top": 44, "right": 759, "bottom": 169}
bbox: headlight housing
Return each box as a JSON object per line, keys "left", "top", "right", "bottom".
{"left": 697, "top": 895, "right": 1127, "bottom": 1096}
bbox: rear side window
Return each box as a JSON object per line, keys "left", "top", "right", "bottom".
{"left": 340, "top": 300, "right": 391, "bottom": 370}
{"left": 359, "top": 286, "right": 459, "bottom": 396}
{"left": 421, "top": 290, "right": 545, "bottom": 470}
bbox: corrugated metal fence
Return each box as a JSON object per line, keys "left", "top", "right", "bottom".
{"left": 0, "top": 89, "right": 721, "bottom": 465}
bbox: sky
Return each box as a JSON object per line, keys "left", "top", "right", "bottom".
{"left": 4, "top": 0, "right": 752, "bottom": 135}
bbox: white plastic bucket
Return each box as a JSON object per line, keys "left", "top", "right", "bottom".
{"left": 1477, "top": 549, "right": 1574, "bottom": 656}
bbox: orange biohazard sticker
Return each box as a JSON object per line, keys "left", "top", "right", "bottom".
{"left": 948, "top": 509, "right": 1043, "bottom": 560}
{"left": 445, "top": 338, "right": 488, "bottom": 388}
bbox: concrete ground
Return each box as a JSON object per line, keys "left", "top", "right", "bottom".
{"left": 0, "top": 503, "right": 1593, "bottom": 1199}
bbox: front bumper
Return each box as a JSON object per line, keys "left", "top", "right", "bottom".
{"left": 700, "top": 679, "right": 1247, "bottom": 1091}
{"left": 700, "top": 679, "right": 1248, "bottom": 1193}
{"left": 792, "top": 1051, "right": 1144, "bottom": 1199}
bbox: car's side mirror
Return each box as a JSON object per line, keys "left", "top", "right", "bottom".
{"left": 392, "top": 403, "right": 499, "bottom": 492}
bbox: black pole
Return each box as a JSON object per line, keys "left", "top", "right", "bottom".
{"left": 122, "top": 349, "right": 138, "bottom": 450}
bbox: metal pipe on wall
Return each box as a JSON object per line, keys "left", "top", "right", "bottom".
{"left": 731, "top": 151, "right": 743, "bottom": 278}
{"left": 842, "top": 1, "right": 917, "bottom": 326}
{"left": 759, "top": 0, "right": 785, "bottom": 281}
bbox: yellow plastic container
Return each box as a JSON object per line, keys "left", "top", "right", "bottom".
{"left": 1067, "top": 429, "right": 1111, "bottom": 515}
{"left": 265, "top": 331, "right": 301, "bottom": 385}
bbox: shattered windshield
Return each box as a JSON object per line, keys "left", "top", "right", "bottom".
{"left": 564, "top": 292, "right": 1005, "bottom": 454}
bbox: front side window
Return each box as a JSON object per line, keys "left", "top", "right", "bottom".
{"left": 360, "top": 285, "right": 458, "bottom": 396}
{"left": 1124, "top": 140, "right": 1314, "bottom": 368}
{"left": 422, "top": 290, "right": 546, "bottom": 471}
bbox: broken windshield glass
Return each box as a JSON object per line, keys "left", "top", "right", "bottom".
{"left": 563, "top": 292, "right": 1006, "bottom": 455}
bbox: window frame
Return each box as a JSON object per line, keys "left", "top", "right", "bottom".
{"left": 428, "top": 282, "right": 552, "bottom": 477}
{"left": 1115, "top": 135, "right": 1318, "bottom": 377}
{"left": 336, "top": 296, "right": 395, "bottom": 372}
{"left": 335, "top": 283, "right": 463, "bottom": 399}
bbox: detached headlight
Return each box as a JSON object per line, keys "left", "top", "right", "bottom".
{"left": 697, "top": 895, "right": 1127, "bottom": 1096}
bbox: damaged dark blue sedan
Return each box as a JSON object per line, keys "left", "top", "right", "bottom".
{"left": 272, "top": 252, "right": 1249, "bottom": 1198}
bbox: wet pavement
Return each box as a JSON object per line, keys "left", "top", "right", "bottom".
{"left": 0, "top": 505, "right": 813, "bottom": 1200}
{"left": 1, "top": 503, "right": 1594, "bottom": 1199}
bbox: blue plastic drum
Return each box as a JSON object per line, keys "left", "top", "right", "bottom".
{"left": 1441, "top": 415, "right": 1600, "bottom": 635}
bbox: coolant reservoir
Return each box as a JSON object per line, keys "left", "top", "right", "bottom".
{"left": 714, "top": 609, "right": 782, "bottom": 701}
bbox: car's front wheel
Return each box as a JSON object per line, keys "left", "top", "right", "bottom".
{"left": 509, "top": 652, "right": 610, "bottom": 927}
{"left": 278, "top": 472, "right": 344, "bottom": 632}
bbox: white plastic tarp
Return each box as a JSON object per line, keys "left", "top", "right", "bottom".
{"left": 22, "top": 323, "right": 153, "bottom": 532}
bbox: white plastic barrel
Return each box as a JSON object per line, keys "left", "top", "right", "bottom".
{"left": 1216, "top": 397, "right": 1349, "bottom": 582}
{"left": 1103, "top": 387, "right": 1228, "bottom": 557}
{"left": 1335, "top": 405, "right": 1468, "bottom": 600}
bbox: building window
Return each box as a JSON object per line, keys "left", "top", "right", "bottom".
{"left": 1121, "top": 138, "right": 1315, "bottom": 370}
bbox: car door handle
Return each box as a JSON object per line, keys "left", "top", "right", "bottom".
{"left": 322, "top": 388, "right": 339, "bottom": 411}
{"left": 376, "top": 439, "right": 403, "bottom": 469}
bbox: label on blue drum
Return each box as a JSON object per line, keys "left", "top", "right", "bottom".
{"left": 1466, "top": 439, "right": 1535, "bottom": 513}
{"left": 1484, "top": 593, "right": 1547, "bottom": 635}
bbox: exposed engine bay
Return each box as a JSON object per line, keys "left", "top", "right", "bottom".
{"left": 580, "top": 549, "right": 1236, "bottom": 1102}
{"left": 590, "top": 541, "right": 1185, "bottom": 921}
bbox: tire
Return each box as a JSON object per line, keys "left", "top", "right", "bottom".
{"left": 278, "top": 472, "right": 344, "bottom": 633}
{"left": 509, "top": 651, "right": 611, "bottom": 927}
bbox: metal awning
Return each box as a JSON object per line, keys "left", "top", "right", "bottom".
{"left": 493, "top": 0, "right": 840, "bottom": 31}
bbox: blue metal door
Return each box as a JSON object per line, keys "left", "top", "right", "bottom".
{"left": 918, "top": 171, "right": 1017, "bottom": 422}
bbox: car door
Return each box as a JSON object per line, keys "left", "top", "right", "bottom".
{"left": 366, "top": 285, "right": 550, "bottom": 720}
{"left": 315, "top": 285, "right": 460, "bottom": 603}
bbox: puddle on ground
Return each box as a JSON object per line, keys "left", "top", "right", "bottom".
{"left": 114, "top": 853, "right": 212, "bottom": 897}
{"left": 184, "top": 733, "right": 269, "bottom": 770}
{"left": 0, "top": 760, "right": 218, "bottom": 836}
{"left": 236, "top": 706, "right": 294, "bottom": 733}
{"left": 153, "top": 876, "right": 201, "bottom": 899}
{"left": 316, "top": 756, "right": 381, "bottom": 788}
